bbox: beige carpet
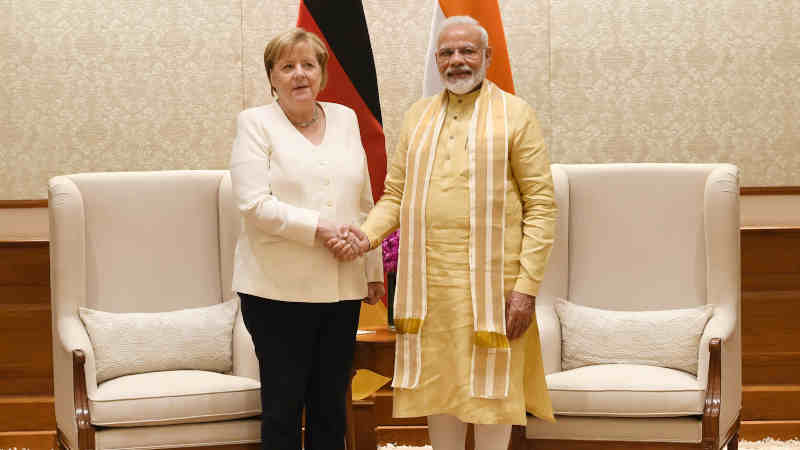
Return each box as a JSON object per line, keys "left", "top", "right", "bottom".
{"left": 379, "top": 439, "right": 800, "bottom": 449}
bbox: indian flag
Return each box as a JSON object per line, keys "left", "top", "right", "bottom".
{"left": 423, "top": 0, "right": 515, "bottom": 97}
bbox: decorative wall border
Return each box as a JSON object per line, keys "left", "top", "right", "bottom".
{"left": 1, "top": 187, "right": 799, "bottom": 209}
{"left": 740, "top": 187, "right": 800, "bottom": 196}
{"left": 0, "top": 200, "right": 48, "bottom": 208}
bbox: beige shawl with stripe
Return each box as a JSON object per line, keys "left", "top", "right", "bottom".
{"left": 392, "top": 81, "right": 511, "bottom": 399}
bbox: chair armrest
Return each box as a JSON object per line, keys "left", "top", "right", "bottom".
{"left": 697, "top": 305, "right": 741, "bottom": 446}
{"left": 535, "top": 296, "right": 561, "bottom": 375}
{"left": 56, "top": 316, "right": 98, "bottom": 394}
{"left": 697, "top": 306, "right": 736, "bottom": 386}
{"left": 52, "top": 316, "right": 98, "bottom": 450}
{"left": 232, "top": 307, "right": 259, "bottom": 380}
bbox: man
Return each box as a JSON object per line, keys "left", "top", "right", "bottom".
{"left": 335, "top": 16, "right": 556, "bottom": 450}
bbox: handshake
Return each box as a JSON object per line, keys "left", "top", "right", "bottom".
{"left": 315, "top": 220, "right": 385, "bottom": 305}
{"left": 315, "top": 220, "right": 370, "bottom": 261}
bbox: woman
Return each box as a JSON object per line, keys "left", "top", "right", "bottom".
{"left": 229, "top": 28, "right": 384, "bottom": 450}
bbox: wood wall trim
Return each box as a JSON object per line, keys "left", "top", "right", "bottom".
{"left": 0, "top": 240, "right": 49, "bottom": 247}
{"left": 0, "top": 396, "right": 55, "bottom": 432}
{"left": 743, "top": 386, "right": 800, "bottom": 420}
{"left": 741, "top": 226, "right": 800, "bottom": 232}
{"left": 0, "top": 199, "right": 48, "bottom": 208}
{"left": 0, "top": 187, "right": 796, "bottom": 208}
{"left": 0, "top": 430, "right": 57, "bottom": 450}
{"left": 741, "top": 187, "right": 800, "bottom": 196}
{"left": 0, "top": 188, "right": 796, "bottom": 205}
{"left": 741, "top": 420, "right": 800, "bottom": 441}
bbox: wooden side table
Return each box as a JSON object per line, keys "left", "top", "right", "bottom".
{"left": 346, "top": 326, "right": 396, "bottom": 450}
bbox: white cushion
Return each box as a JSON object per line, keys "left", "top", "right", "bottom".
{"left": 80, "top": 298, "right": 238, "bottom": 383}
{"left": 547, "top": 364, "right": 705, "bottom": 417}
{"left": 555, "top": 299, "right": 712, "bottom": 375}
{"left": 90, "top": 370, "right": 261, "bottom": 427}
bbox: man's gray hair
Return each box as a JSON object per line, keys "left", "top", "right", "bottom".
{"left": 437, "top": 16, "right": 489, "bottom": 49}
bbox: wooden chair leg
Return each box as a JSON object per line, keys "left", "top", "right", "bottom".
{"left": 509, "top": 425, "right": 527, "bottom": 450}
{"left": 727, "top": 432, "right": 739, "bottom": 450}
{"left": 73, "top": 350, "right": 95, "bottom": 450}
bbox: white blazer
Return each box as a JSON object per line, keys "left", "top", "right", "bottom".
{"left": 230, "top": 101, "right": 383, "bottom": 302}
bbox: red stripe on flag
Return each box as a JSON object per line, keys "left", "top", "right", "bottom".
{"left": 298, "top": 3, "right": 387, "bottom": 202}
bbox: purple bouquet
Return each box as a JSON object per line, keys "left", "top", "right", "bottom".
{"left": 382, "top": 230, "right": 399, "bottom": 273}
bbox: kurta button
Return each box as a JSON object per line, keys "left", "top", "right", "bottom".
{"left": 324, "top": 179, "right": 330, "bottom": 186}
{"left": 327, "top": 201, "right": 333, "bottom": 207}
{"left": 449, "top": 136, "right": 455, "bottom": 140}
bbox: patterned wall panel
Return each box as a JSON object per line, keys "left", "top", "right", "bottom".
{"left": 549, "top": 0, "right": 800, "bottom": 184}
{"left": 2, "top": 0, "right": 798, "bottom": 198}
{"left": 500, "top": 0, "right": 551, "bottom": 146}
{"left": 1, "top": 0, "right": 243, "bottom": 198}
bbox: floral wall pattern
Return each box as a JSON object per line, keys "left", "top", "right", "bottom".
{"left": 2, "top": 0, "right": 798, "bottom": 198}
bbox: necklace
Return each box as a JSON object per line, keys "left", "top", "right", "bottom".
{"left": 286, "top": 104, "right": 320, "bottom": 128}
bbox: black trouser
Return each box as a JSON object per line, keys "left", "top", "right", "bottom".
{"left": 239, "top": 293, "right": 361, "bottom": 450}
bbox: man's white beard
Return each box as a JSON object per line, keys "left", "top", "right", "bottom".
{"left": 443, "top": 62, "right": 487, "bottom": 95}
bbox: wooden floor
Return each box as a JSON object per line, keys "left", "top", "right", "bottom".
{"left": 2, "top": 204, "right": 800, "bottom": 448}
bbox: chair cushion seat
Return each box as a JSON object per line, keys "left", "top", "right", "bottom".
{"left": 90, "top": 370, "right": 261, "bottom": 427}
{"left": 547, "top": 364, "right": 705, "bottom": 417}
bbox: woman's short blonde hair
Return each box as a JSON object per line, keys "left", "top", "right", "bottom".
{"left": 264, "top": 28, "right": 329, "bottom": 96}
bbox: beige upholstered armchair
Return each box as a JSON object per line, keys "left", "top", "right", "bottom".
{"left": 49, "top": 171, "right": 262, "bottom": 450}
{"left": 515, "top": 164, "right": 741, "bottom": 450}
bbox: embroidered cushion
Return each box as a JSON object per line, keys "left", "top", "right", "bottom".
{"left": 79, "top": 298, "right": 238, "bottom": 383}
{"left": 554, "top": 298, "right": 713, "bottom": 375}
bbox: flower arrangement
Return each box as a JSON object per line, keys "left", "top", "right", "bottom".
{"left": 382, "top": 230, "right": 399, "bottom": 274}
{"left": 382, "top": 230, "right": 399, "bottom": 327}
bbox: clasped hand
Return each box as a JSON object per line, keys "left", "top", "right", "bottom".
{"left": 316, "top": 220, "right": 370, "bottom": 261}
{"left": 315, "top": 220, "right": 382, "bottom": 304}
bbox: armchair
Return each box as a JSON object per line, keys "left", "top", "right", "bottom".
{"left": 49, "top": 171, "right": 262, "bottom": 450}
{"left": 516, "top": 164, "right": 741, "bottom": 450}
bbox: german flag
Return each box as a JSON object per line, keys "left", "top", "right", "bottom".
{"left": 423, "top": 0, "right": 515, "bottom": 96}
{"left": 297, "top": 0, "right": 387, "bottom": 203}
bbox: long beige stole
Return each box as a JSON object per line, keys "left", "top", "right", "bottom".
{"left": 392, "top": 81, "right": 511, "bottom": 399}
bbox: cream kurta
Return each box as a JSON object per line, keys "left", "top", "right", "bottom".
{"left": 363, "top": 89, "right": 556, "bottom": 425}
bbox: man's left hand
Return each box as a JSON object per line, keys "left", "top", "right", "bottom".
{"left": 506, "top": 290, "right": 535, "bottom": 340}
{"left": 365, "top": 282, "right": 385, "bottom": 305}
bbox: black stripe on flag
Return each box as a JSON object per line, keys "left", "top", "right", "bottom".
{"left": 302, "top": 0, "right": 383, "bottom": 125}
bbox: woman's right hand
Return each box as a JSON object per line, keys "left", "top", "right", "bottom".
{"left": 318, "top": 221, "right": 357, "bottom": 260}
{"left": 315, "top": 219, "right": 339, "bottom": 248}
{"left": 323, "top": 224, "right": 369, "bottom": 261}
